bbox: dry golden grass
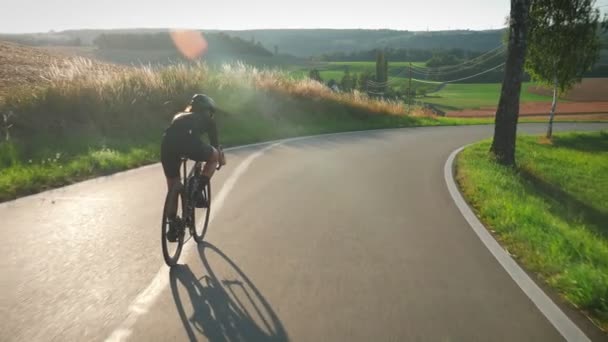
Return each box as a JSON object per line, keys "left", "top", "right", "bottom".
{"left": 0, "top": 47, "right": 437, "bottom": 201}
{"left": 1, "top": 47, "right": 427, "bottom": 150}
{"left": 0, "top": 41, "right": 124, "bottom": 102}
{"left": 215, "top": 62, "right": 421, "bottom": 116}
{"left": 13, "top": 57, "right": 422, "bottom": 117}
{"left": 0, "top": 40, "right": 423, "bottom": 117}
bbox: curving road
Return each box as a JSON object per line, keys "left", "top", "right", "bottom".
{"left": 1, "top": 123, "right": 607, "bottom": 342}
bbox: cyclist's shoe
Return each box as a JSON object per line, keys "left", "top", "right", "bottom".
{"left": 167, "top": 217, "right": 182, "bottom": 242}
{"left": 194, "top": 176, "right": 210, "bottom": 208}
{"left": 195, "top": 192, "right": 208, "bottom": 208}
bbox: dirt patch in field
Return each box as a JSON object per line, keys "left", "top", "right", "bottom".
{"left": 0, "top": 41, "right": 63, "bottom": 97}
{"left": 522, "top": 113, "right": 608, "bottom": 121}
{"left": 528, "top": 78, "right": 608, "bottom": 101}
{"left": 448, "top": 101, "right": 608, "bottom": 118}
{"left": 0, "top": 41, "right": 124, "bottom": 102}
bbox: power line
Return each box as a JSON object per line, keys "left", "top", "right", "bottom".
{"left": 363, "top": 45, "right": 508, "bottom": 89}
{"left": 368, "top": 62, "right": 506, "bottom": 87}
{"left": 411, "top": 45, "right": 506, "bottom": 72}
{"left": 366, "top": 79, "right": 394, "bottom": 86}
{"left": 366, "top": 45, "right": 507, "bottom": 86}
{"left": 366, "top": 77, "right": 405, "bottom": 87}
{"left": 340, "top": 45, "right": 508, "bottom": 89}
{"left": 367, "top": 51, "right": 506, "bottom": 86}
{"left": 412, "top": 62, "right": 506, "bottom": 84}
{"left": 409, "top": 48, "right": 506, "bottom": 75}
{"left": 409, "top": 56, "right": 505, "bottom": 77}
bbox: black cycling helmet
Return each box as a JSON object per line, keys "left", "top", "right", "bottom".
{"left": 190, "top": 94, "right": 216, "bottom": 113}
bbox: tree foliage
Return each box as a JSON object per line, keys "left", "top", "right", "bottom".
{"left": 375, "top": 51, "right": 389, "bottom": 93}
{"left": 426, "top": 53, "right": 461, "bottom": 67}
{"left": 340, "top": 69, "right": 357, "bottom": 92}
{"left": 308, "top": 69, "right": 323, "bottom": 82}
{"left": 525, "top": 0, "right": 602, "bottom": 92}
{"left": 358, "top": 71, "right": 373, "bottom": 92}
{"left": 375, "top": 51, "right": 388, "bottom": 83}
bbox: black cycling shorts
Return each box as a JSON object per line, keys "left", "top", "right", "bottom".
{"left": 160, "top": 133, "right": 214, "bottom": 178}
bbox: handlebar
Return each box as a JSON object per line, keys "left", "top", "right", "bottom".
{"left": 181, "top": 146, "right": 225, "bottom": 171}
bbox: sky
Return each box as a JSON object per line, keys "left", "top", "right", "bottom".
{"left": 0, "top": 0, "right": 607, "bottom": 33}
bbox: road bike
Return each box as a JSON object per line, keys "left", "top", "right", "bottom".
{"left": 161, "top": 157, "right": 221, "bottom": 266}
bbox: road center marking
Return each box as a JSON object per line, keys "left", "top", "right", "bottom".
{"left": 105, "top": 142, "right": 280, "bottom": 342}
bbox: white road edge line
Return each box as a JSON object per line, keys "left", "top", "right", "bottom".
{"left": 444, "top": 146, "right": 590, "bottom": 342}
{"left": 105, "top": 142, "right": 281, "bottom": 342}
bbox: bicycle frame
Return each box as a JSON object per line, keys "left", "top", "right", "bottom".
{"left": 162, "top": 153, "right": 221, "bottom": 266}
{"left": 181, "top": 159, "right": 202, "bottom": 228}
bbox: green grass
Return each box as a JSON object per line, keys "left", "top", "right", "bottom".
{"left": 291, "top": 61, "right": 441, "bottom": 94}
{"left": 289, "top": 61, "right": 426, "bottom": 77}
{"left": 315, "top": 70, "right": 430, "bottom": 90}
{"left": 456, "top": 131, "right": 608, "bottom": 330}
{"left": 3, "top": 111, "right": 600, "bottom": 202}
{"left": 0, "top": 58, "right": 446, "bottom": 202}
{"left": 0, "top": 57, "right": 603, "bottom": 202}
{"left": 423, "top": 83, "right": 554, "bottom": 111}
{"left": 318, "top": 70, "right": 346, "bottom": 82}
{"left": 0, "top": 144, "right": 158, "bottom": 198}
{"left": 0, "top": 113, "right": 454, "bottom": 202}
{"left": 295, "top": 63, "right": 558, "bottom": 111}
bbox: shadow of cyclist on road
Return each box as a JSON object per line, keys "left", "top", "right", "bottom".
{"left": 169, "top": 242, "right": 288, "bottom": 342}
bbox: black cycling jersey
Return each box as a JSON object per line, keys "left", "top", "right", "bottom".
{"left": 160, "top": 110, "right": 219, "bottom": 178}
{"left": 164, "top": 111, "right": 218, "bottom": 148}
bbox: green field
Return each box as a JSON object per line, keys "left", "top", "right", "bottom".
{"left": 422, "top": 83, "right": 554, "bottom": 111}
{"left": 291, "top": 61, "right": 441, "bottom": 94}
{"left": 457, "top": 132, "right": 608, "bottom": 330}
{"left": 293, "top": 62, "right": 554, "bottom": 105}
{"left": 293, "top": 61, "right": 559, "bottom": 111}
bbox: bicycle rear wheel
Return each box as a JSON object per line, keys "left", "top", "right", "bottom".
{"left": 192, "top": 181, "right": 211, "bottom": 243}
{"left": 162, "top": 184, "right": 185, "bottom": 266}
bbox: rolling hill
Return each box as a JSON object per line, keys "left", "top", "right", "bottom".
{"left": 0, "top": 28, "right": 507, "bottom": 57}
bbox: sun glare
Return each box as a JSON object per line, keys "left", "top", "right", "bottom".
{"left": 169, "top": 29, "right": 208, "bottom": 60}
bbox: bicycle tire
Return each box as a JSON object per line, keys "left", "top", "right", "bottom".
{"left": 162, "top": 184, "right": 185, "bottom": 266}
{"left": 193, "top": 181, "right": 211, "bottom": 243}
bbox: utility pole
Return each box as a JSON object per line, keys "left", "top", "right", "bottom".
{"left": 408, "top": 62, "right": 412, "bottom": 114}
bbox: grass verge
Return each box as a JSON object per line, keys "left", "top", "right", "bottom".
{"left": 0, "top": 115, "right": 602, "bottom": 202}
{"left": 0, "top": 111, "right": 497, "bottom": 202}
{"left": 456, "top": 131, "right": 608, "bottom": 331}
{"left": 424, "top": 83, "right": 554, "bottom": 111}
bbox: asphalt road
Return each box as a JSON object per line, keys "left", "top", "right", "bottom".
{"left": 1, "top": 123, "right": 607, "bottom": 342}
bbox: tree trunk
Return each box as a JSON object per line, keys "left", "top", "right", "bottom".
{"left": 547, "top": 74, "right": 558, "bottom": 139}
{"left": 490, "top": 0, "right": 531, "bottom": 166}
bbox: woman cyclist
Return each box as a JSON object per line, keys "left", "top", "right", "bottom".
{"left": 161, "top": 94, "right": 226, "bottom": 241}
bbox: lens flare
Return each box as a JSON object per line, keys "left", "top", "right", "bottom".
{"left": 170, "top": 30, "right": 208, "bottom": 60}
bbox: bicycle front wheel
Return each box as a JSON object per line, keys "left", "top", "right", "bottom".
{"left": 162, "top": 185, "right": 185, "bottom": 266}
{"left": 192, "top": 181, "right": 211, "bottom": 243}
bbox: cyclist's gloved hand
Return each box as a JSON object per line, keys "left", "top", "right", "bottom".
{"left": 218, "top": 146, "right": 226, "bottom": 166}
{"left": 219, "top": 150, "right": 227, "bottom": 166}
